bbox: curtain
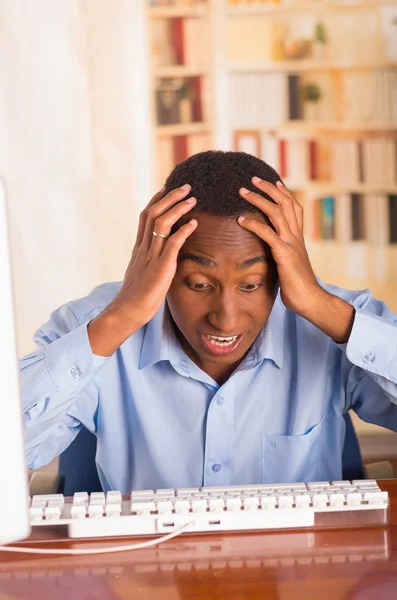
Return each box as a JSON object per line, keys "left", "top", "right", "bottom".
{"left": 0, "top": 0, "right": 147, "bottom": 355}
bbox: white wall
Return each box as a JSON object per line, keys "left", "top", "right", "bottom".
{"left": 0, "top": 0, "right": 153, "bottom": 356}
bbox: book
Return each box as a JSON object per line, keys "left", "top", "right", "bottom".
{"left": 351, "top": 194, "right": 366, "bottom": 241}
{"left": 380, "top": 5, "right": 397, "bottom": 60}
{"left": 287, "top": 75, "right": 301, "bottom": 121}
{"left": 321, "top": 196, "right": 335, "bottom": 240}
{"left": 389, "top": 194, "right": 397, "bottom": 244}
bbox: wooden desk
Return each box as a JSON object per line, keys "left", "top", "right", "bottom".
{"left": 1, "top": 481, "right": 397, "bottom": 599}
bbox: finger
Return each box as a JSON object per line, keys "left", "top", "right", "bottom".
{"left": 238, "top": 216, "right": 291, "bottom": 258}
{"left": 240, "top": 187, "right": 293, "bottom": 240}
{"left": 276, "top": 180, "right": 304, "bottom": 235}
{"left": 251, "top": 177, "right": 300, "bottom": 238}
{"left": 142, "top": 184, "right": 192, "bottom": 251}
{"left": 136, "top": 186, "right": 165, "bottom": 246}
{"left": 160, "top": 219, "right": 198, "bottom": 267}
{"left": 150, "top": 197, "right": 197, "bottom": 256}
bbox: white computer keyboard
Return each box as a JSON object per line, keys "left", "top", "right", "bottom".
{"left": 29, "top": 480, "right": 389, "bottom": 539}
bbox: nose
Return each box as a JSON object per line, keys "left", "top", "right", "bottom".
{"left": 207, "top": 290, "right": 240, "bottom": 334}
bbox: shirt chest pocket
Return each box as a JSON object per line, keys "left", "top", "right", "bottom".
{"left": 261, "top": 417, "right": 326, "bottom": 484}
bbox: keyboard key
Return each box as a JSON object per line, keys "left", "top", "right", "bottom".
{"left": 243, "top": 496, "right": 259, "bottom": 511}
{"left": 155, "top": 489, "right": 175, "bottom": 497}
{"left": 174, "top": 499, "right": 190, "bottom": 514}
{"left": 346, "top": 492, "right": 362, "bottom": 506}
{"left": 71, "top": 505, "right": 87, "bottom": 519}
{"left": 90, "top": 492, "right": 106, "bottom": 504}
{"left": 261, "top": 496, "right": 277, "bottom": 509}
{"left": 156, "top": 501, "right": 173, "bottom": 514}
{"left": 307, "top": 482, "right": 331, "bottom": 491}
{"left": 44, "top": 506, "right": 62, "bottom": 520}
{"left": 226, "top": 497, "right": 242, "bottom": 511}
{"left": 73, "top": 492, "right": 88, "bottom": 505}
{"left": 209, "top": 497, "right": 225, "bottom": 511}
{"left": 312, "top": 494, "right": 328, "bottom": 508}
{"left": 29, "top": 507, "right": 44, "bottom": 521}
{"left": 363, "top": 491, "right": 389, "bottom": 504}
{"left": 31, "top": 497, "right": 47, "bottom": 508}
{"left": 131, "top": 500, "right": 156, "bottom": 514}
{"left": 105, "top": 504, "right": 122, "bottom": 517}
{"left": 176, "top": 488, "right": 199, "bottom": 497}
{"left": 191, "top": 499, "right": 207, "bottom": 513}
{"left": 88, "top": 504, "right": 104, "bottom": 518}
{"left": 106, "top": 491, "right": 122, "bottom": 504}
{"left": 130, "top": 490, "right": 155, "bottom": 499}
{"left": 329, "top": 493, "right": 345, "bottom": 507}
{"left": 295, "top": 494, "right": 311, "bottom": 508}
{"left": 278, "top": 495, "right": 294, "bottom": 509}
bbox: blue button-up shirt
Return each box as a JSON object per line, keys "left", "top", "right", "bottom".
{"left": 22, "top": 281, "right": 397, "bottom": 492}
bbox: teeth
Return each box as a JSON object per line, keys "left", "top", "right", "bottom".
{"left": 206, "top": 334, "right": 239, "bottom": 346}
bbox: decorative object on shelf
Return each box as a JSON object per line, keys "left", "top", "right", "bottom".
{"left": 283, "top": 37, "right": 312, "bottom": 60}
{"left": 179, "top": 81, "right": 194, "bottom": 123}
{"left": 312, "top": 21, "right": 328, "bottom": 61}
{"left": 301, "top": 82, "right": 322, "bottom": 122}
{"left": 155, "top": 79, "right": 182, "bottom": 125}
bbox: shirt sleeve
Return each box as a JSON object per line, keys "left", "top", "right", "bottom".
{"left": 339, "top": 290, "right": 397, "bottom": 430}
{"left": 21, "top": 303, "right": 109, "bottom": 469}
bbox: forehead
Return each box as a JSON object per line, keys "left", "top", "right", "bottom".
{"left": 180, "top": 212, "right": 268, "bottom": 263}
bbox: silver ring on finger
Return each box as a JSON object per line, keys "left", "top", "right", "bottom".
{"left": 152, "top": 230, "right": 168, "bottom": 239}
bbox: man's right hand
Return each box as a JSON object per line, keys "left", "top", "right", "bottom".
{"left": 88, "top": 185, "right": 197, "bottom": 356}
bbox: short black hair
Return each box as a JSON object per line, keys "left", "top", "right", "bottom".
{"left": 164, "top": 150, "right": 282, "bottom": 217}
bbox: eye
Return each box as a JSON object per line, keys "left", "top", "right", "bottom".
{"left": 187, "top": 282, "right": 212, "bottom": 291}
{"left": 238, "top": 283, "right": 262, "bottom": 292}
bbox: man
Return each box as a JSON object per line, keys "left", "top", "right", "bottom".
{"left": 22, "top": 151, "right": 397, "bottom": 492}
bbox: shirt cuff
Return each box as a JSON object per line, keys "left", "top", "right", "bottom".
{"left": 345, "top": 307, "right": 397, "bottom": 378}
{"left": 44, "top": 322, "right": 109, "bottom": 391}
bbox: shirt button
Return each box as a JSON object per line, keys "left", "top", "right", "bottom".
{"left": 216, "top": 396, "right": 225, "bottom": 406}
{"left": 363, "top": 352, "right": 375, "bottom": 365}
{"left": 70, "top": 366, "right": 81, "bottom": 380}
{"left": 212, "top": 464, "right": 221, "bottom": 473}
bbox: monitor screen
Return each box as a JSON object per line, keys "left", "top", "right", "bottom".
{"left": 0, "top": 178, "right": 30, "bottom": 544}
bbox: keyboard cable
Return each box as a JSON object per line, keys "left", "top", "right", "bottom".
{"left": 0, "top": 520, "right": 193, "bottom": 555}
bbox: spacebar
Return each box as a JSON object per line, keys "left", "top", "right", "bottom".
{"left": 68, "top": 509, "right": 315, "bottom": 539}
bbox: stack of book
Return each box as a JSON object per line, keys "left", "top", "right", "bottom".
{"left": 152, "top": 17, "right": 209, "bottom": 68}
{"left": 229, "top": 69, "right": 397, "bottom": 128}
{"left": 309, "top": 193, "right": 397, "bottom": 280}
{"left": 155, "top": 77, "right": 203, "bottom": 126}
{"left": 236, "top": 132, "right": 397, "bottom": 188}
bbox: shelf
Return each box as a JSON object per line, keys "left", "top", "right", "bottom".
{"left": 284, "top": 181, "right": 397, "bottom": 194}
{"left": 226, "top": 0, "right": 390, "bottom": 16}
{"left": 156, "top": 122, "right": 211, "bottom": 136}
{"left": 233, "top": 121, "right": 397, "bottom": 133}
{"left": 228, "top": 60, "right": 397, "bottom": 73}
{"left": 154, "top": 65, "right": 210, "bottom": 78}
{"left": 271, "top": 121, "right": 397, "bottom": 133}
{"left": 149, "top": 5, "right": 209, "bottom": 18}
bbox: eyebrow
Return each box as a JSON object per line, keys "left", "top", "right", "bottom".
{"left": 178, "top": 253, "right": 267, "bottom": 270}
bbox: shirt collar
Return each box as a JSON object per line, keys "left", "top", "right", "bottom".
{"left": 139, "top": 293, "right": 285, "bottom": 372}
{"left": 139, "top": 303, "right": 186, "bottom": 371}
{"left": 240, "top": 292, "right": 285, "bottom": 370}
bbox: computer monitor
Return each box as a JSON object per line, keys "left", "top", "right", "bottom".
{"left": 0, "top": 178, "right": 31, "bottom": 544}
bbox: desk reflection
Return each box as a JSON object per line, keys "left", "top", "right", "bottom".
{"left": 0, "top": 528, "right": 394, "bottom": 600}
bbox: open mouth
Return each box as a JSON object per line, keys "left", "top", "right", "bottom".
{"left": 200, "top": 333, "right": 244, "bottom": 355}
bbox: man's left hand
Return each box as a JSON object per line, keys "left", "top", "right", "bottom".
{"left": 238, "top": 177, "right": 355, "bottom": 343}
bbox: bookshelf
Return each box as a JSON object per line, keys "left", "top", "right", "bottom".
{"left": 147, "top": 0, "right": 214, "bottom": 187}
{"left": 226, "top": 0, "right": 393, "bottom": 15}
{"left": 212, "top": 0, "right": 397, "bottom": 312}
{"left": 210, "top": 0, "right": 397, "bottom": 444}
